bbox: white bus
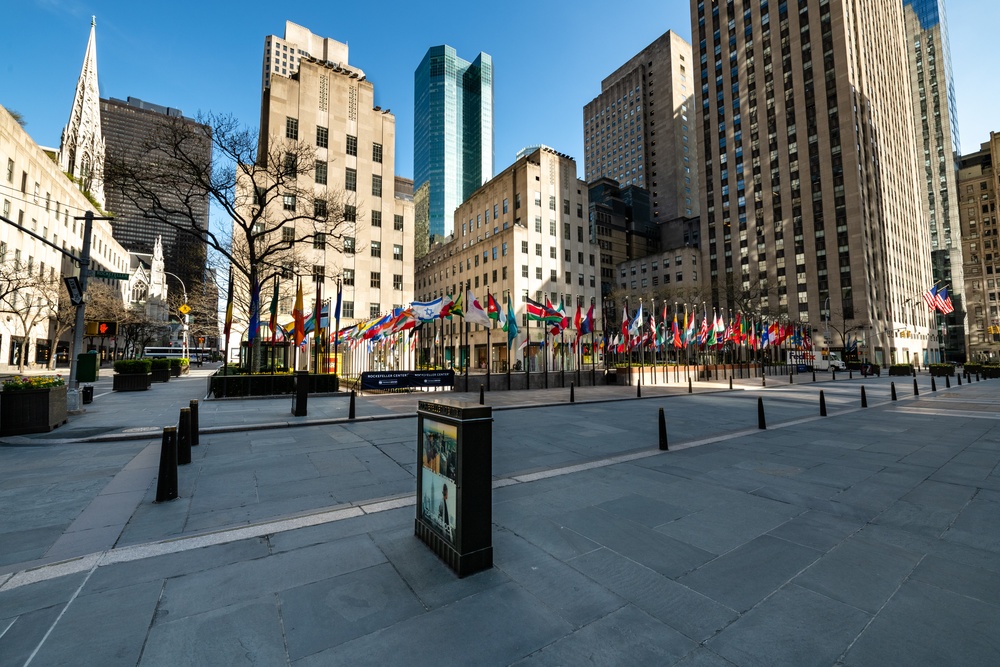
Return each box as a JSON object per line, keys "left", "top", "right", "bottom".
{"left": 143, "top": 347, "right": 214, "bottom": 364}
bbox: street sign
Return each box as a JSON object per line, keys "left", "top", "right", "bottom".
{"left": 63, "top": 276, "right": 84, "bottom": 306}
{"left": 178, "top": 304, "right": 192, "bottom": 315}
{"left": 90, "top": 270, "right": 129, "bottom": 280}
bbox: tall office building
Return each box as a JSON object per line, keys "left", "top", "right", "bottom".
{"left": 414, "top": 45, "right": 494, "bottom": 246}
{"left": 583, "top": 31, "right": 699, "bottom": 223}
{"left": 694, "top": 0, "right": 936, "bottom": 366}
{"left": 957, "top": 133, "right": 1000, "bottom": 362}
{"left": 101, "top": 96, "right": 211, "bottom": 291}
{"left": 261, "top": 21, "right": 350, "bottom": 92}
{"left": 902, "top": 0, "right": 966, "bottom": 361}
{"left": 254, "top": 27, "right": 414, "bottom": 370}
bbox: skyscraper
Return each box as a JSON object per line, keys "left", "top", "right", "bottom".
{"left": 101, "top": 96, "right": 211, "bottom": 291}
{"left": 583, "top": 30, "right": 699, "bottom": 223}
{"left": 694, "top": 0, "right": 936, "bottom": 366}
{"left": 413, "top": 46, "right": 494, "bottom": 247}
{"left": 261, "top": 21, "right": 350, "bottom": 92}
{"left": 902, "top": 0, "right": 967, "bottom": 361}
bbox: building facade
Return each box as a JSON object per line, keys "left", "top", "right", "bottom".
{"left": 693, "top": 0, "right": 935, "bottom": 366}
{"left": 101, "top": 97, "right": 211, "bottom": 293}
{"left": 903, "top": 0, "right": 967, "bottom": 361}
{"left": 587, "top": 178, "right": 660, "bottom": 300}
{"left": 583, "top": 30, "right": 699, "bottom": 224}
{"left": 615, "top": 246, "right": 702, "bottom": 311}
{"left": 2, "top": 104, "right": 130, "bottom": 370}
{"left": 261, "top": 21, "right": 350, "bottom": 92}
{"left": 958, "top": 134, "right": 1000, "bottom": 361}
{"left": 414, "top": 45, "right": 494, "bottom": 245}
{"left": 248, "top": 29, "right": 415, "bottom": 370}
{"left": 414, "top": 147, "right": 599, "bottom": 372}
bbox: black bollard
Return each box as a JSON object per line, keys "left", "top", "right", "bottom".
{"left": 913, "top": 378, "right": 919, "bottom": 396}
{"left": 958, "top": 374, "right": 962, "bottom": 386}
{"left": 931, "top": 376, "right": 937, "bottom": 392}
{"left": 349, "top": 390, "right": 357, "bottom": 419}
{"left": 976, "top": 373, "right": 980, "bottom": 382}
{"left": 820, "top": 390, "right": 827, "bottom": 417}
{"left": 480, "top": 385, "right": 485, "bottom": 405}
{"left": 891, "top": 382, "right": 897, "bottom": 401}
{"left": 637, "top": 382, "right": 642, "bottom": 398}
{"left": 189, "top": 399, "right": 200, "bottom": 447}
{"left": 861, "top": 386, "right": 868, "bottom": 408}
{"left": 688, "top": 378, "right": 692, "bottom": 394}
{"left": 729, "top": 377, "right": 733, "bottom": 390}
{"left": 762, "top": 375, "right": 767, "bottom": 387}
{"left": 945, "top": 375, "right": 951, "bottom": 388}
{"left": 178, "top": 407, "right": 192, "bottom": 465}
{"left": 658, "top": 407, "right": 668, "bottom": 451}
{"left": 570, "top": 382, "right": 575, "bottom": 403}
{"left": 789, "top": 373, "right": 793, "bottom": 384}
{"left": 812, "top": 370, "right": 816, "bottom": 382}
{"left": 291, "top": 369, "right": 308, "bottom": 416}
{"left": 849, "top": 370, "right": 853, "bottom": 380}
{"left": 832, "top": 369, "right": 837, "bottom": 381}
{"left": 757, "top": 397, "right": 767, "bottom": 429}
{"left": 155, "top": 426, "right": 178, "bottom": 503}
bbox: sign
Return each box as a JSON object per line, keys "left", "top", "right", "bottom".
{"left": 359, "top": 369, "right": 454, "bottom": 390}
{"left": 63, "top": 276, "right": 84, "bottom": 306}
{"left": 86, "top": 321, "right": 118, "bottom": 336}
{"left": 178, "top": 304, "right": 191, "bottom": 315}
{"left": 90, "top": 270, "right": 129, "bottom": 280}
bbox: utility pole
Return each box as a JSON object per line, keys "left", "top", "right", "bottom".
{"left": 68, "top": 211, "right": 113, "bottom": 411}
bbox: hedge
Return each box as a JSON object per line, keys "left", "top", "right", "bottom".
{"left": 209, "top": 372, "right": 339, "bottom": 398}
{"left": 114, "top": 359, "right": 152, "bottom": 374}
{"left": 928, "top": 363, "right": 955, "bottom": 377}
{"left": 888, "top": 364, "right": 913, "bottom": 376}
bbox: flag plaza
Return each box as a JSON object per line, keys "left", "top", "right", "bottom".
{"left": 229, "top": 273, "right": 838, "bottom": 376}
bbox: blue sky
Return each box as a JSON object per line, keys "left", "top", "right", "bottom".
{"left": 3, "top": 0, "right": 998, "bottom": 184}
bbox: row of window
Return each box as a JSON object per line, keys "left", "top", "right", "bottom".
{"left": 286, "top": 118, "right": 383, "bottom": 164}
{"left": 623, "top": 272, "right": 696, "bottom": 289}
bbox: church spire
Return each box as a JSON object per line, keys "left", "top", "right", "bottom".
{"left": 59, "top": 17, "right": 106, "bottom": 210}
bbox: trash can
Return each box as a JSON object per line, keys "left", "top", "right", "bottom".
{"left": 82, "top": 385, "right": 94, "bottom": 404}
{"left": 77, "top": 352, "right": 99, "bottom": 382}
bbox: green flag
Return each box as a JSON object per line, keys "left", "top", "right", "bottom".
{"left": 506, "top": 294, "right": 519, "bottom": 347}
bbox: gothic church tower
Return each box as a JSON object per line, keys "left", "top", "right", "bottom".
{"left": 59, "top": 17, "right": 106, "bottom": 210}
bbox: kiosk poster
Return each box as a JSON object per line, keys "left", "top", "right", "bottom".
{"left": 420, "top": 418, "right": 458, "bottom": 543}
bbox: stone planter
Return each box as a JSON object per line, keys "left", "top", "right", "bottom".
{"left": 0, "top": 385, "right": 68, "bottom": 435}
{"left": 169, "top": 366, "right": 181, "bottom": 377}
{"left": 151, "top": 368, "right": 171, "bottom": 383}
{"left": 113, "top": 373, "right": 152, "bottom": 391}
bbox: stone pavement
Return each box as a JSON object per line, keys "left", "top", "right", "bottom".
{"left": 0, "top": 370, "right": 998, "bottom": 665}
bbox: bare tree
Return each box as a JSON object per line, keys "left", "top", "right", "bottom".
{"left": 104, "top": 112, "right": 357, "bottom": 368}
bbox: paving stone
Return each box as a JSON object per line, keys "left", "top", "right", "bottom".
{"left": 678, "top": 535, "right": 821, "bottom": 612}
{"left": 492, "top": 513, "right": 601, "bottom": 562}
{"left": 708, "top": 584, "right": 871, "bottom": 667}
{"left": 656, "top": 502, "right": 794, "bottom": 555}
{"left": 0, "top": 604, "right": 63, "bottom": 666}
{"left": 942, "top": 495, "right": 1000, "bottom": 553}
{"left": 765, "top": 509, "right": 865, "bottom": 552}
{"left": 594, "top": 493, "right": 692, "bottom": 528}
{"left": 910, "top": 553, "right": 1000, "bottom": 606}
{"left": 842, "top": 579, "right": 1000, "bottom": 666}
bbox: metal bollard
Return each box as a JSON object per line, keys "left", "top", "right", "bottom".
{"left": 849, "top": 370, "right": 853, "bottom": 380}
{"left": 861, "top": 386, "right": 868, "bottom": 408}
{"left": 688, "top": 378, "right": 692, "bottom": 394}
{"left": 789, "top": 373, "right": 793, "bottom": 384}
{"left": 729, "top": 377, "right": 733, "bottom": 390}
{"left": 178, "top": 407, "right": 192, "bottom": 465}
{"left": 570, "top": 382, "right": 575, "bottom": 403}
{"left": 637, "top": 382, "right": 642, "bottom": 398}
{"left": 155, "top": 426, "right": 178, "bottom": 503}
{"left": 958, "top": 374, "right": 962, "bottom": 386}
{"left": 189, "top": 399, "right": 200, "bottom": 447}
{"left": 891, "top": 382, "right": 897, "bottom": 401}
{"left": 945, "top": 375, "right": 951, "bottom": 388}
{"left": 913, "top": 378, "right": 919, "bottom": 396}
{"left": 480, "top": 385, "right": 485, "bottom": 405}
{"left": 832, "top": 370, "right": 837, "bottom": 381}
{"left": 757, "top": 397, "right": 766, "bottom": 429}
{"left": 349, "top": 390, "right": 357, "bottom": 419}
{"left": 931, "top": 376, "right": 937, "bottom": 392}
{"left": 762, "top": 375, "right": 767, "bottom": 387}
{"left": 658, "top": 407, "right": 668, "bottom": 451}
{"left": 813, "top": 370, "right": 816, "bottom": 382}
{"left": 820, "top": 390, "right": 827, "bottom": 417}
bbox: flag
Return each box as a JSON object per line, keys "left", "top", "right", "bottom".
{"left": 292, "top": 280, "right": 305, "bottom": 346}
{"left": 222, "top": 267, "right": 235, "bottom": 338}
{"left": 466, "top": 290, "right": 492, "bottom": 327}
{"left": 526, "top": 297, "right": 557, "bottom": 322}
{"left": 672, "top": 312, "right": 681, "bottom": 348}
{"left": 621, "top": 304, "right": 630, "bottom": 338}
{"left": 446, "top": 292, "right": 464, "bottom": 319}
{"left": 487, "top": 293, "right": 502, "bottom": 322}
{"left": 506, "top": 295, "right": 519, "bottom": 347}
{"left": 684, "top": 308, "right": 695, "bottom": 344}
{"left": 581, "top": 304, "right": 594, "bottom": 335}
{"left": 574, "top": 304, "right": 583, "bottom": 336}
{"left": 629, "top": 303, "right": 643, "bottom": 336}
{"left": 922, "top": 286, "right": 939, "bottom": 310}
{"left": 707, "top": 312, "right": 718, "bottom": 347}
{"left": 334, "top": 280, "right": 343, "bottom": 322}
{"left": 936, "top": 286, "right": 955, "bottom": 314}
{"left": 697, "top": 312, "right": 709, "bottom": 345}
{"left": 267, "top": 277, "right": 279, "bottom": 339}
{"left": 412, "top": 297, "right": 446, "bottom": 322}
{"left": 247, "top": 277, "right": 261, "bottom": 343}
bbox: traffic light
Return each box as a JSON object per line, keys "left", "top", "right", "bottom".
{"left": 96, "top": 321, "right": 117, "bottom": 336}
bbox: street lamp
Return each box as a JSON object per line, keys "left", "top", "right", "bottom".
{"left": 164, "top": 272, "right": 188, "bottom": 359}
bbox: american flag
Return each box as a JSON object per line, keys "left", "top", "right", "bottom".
{"left": 935, "top": 286, "right": 955, "bottom": 314}
{"left": 922, "top": 286, "right": 938, "bottom": 310}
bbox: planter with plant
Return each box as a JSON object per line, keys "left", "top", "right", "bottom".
{"left": 150, "top": 358, "right": 171, "bottom": 383}
{"left": 113, "top": 359, "right": 152, "bottom": 391}
{"left": 0, "top": 375, "right": 68, "bottom": 435}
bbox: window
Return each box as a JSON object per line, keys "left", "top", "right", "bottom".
{"left": 316, "top": 126, "right": 328, "bottom": 148}
{"left": 521, "top": 240, "right": 529, "bottom": 253}
{"left": 343, "top": 301, "right": 355, "bottom": 318}
{"left": 371, "top": 211, "right": 382, "bottom": 227}
{"left": 564, "top": 222, "right": 571, "bottom": 240}
{"left": 285, "top": 117, "right": 298, "bottom": 140}
{"left": 371, "top": 273, "right": 381, "bottom": 288}
{"left": 372, "top": 175, "right": 382, "bottom": 197}
{"left": 522, "top": 265, "right": 529, "bottom": 277}
{"left": 503, "top": 198, "right": 509, "bottom": 214}
{"left": 344, "top": 237, "right": 355, "bottom": 254}
{"left": 370, "top": 303, "right": 380, "bottom": 318}
{"left": 393, "top": 244, "right": 403, "bottom": 261}
{"left": 5, "top": 158, "right": 11, "bottom": 182}
{"left": 284, "top": 154, "right": 297, "bottom": 177}
{"left": 314, "top": 199, "right": 327, "bottom": 218}
{"left": 344, "top": 204, "right": 357, "bottom": 222}
{"left": 282, "top": 194, "right": 296, "bottom": 211}
{"left": 345, "top": 168, "right": 357, "bottom": 191}
{"left": 550, "top": 247, "right": 557, "bottom": 259}
{"left": 343, "top": 268, "right": 355, "bottom": 286}
{"left": 313, "top": 232, "right": 326, "bottom": 249}
{"left": 370, "top": 241, "right": 381, "bottom": 258}
{"left": 394, "top": 214, "right": 404, "bottom": 231}
{"left": 346, "top": 135, "right": 358, "bottom": 156}
{"left": 393, "top": 274, "right": 403, "bottom": 290}
{"left": 312, "top": 265, "right": 324, "bottom": 282}
{"left": 314, "top": 160, "right": 327, "bottom": 185}
{"left": 535, "top": 243, "right": 542, "bottom": 256}
{"left": 372, "top": 143, "right": 383, "bottom": 163}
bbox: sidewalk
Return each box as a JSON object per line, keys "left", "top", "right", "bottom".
{"left": 1, "top": 374, "right": 998, "bottom": 665}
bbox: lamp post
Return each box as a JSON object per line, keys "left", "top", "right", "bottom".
{"left": 164, "top": 271, "right": 189, "bottom": 359}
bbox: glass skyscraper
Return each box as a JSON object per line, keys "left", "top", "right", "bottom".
{"left": 414, "top": 45, "right": 494, "bottom": 246}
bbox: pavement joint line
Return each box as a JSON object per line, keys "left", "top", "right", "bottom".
{"left": 894, "top": 406, "right": 1000, "bottom": 420}
{"left": 22, "top": 562, "right": 98, "bottom": 667}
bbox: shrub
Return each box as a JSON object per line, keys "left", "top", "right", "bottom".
{"left": 169, "top": 358, "right": 188, "bottom": 368}
{"left": 888, "top": 364, "right": 913, "bottom": 376}
{"left": 114, "top": 359, "right": 152, "bottom": 374}
{"left": 178, "top": 357, "right": 189, "bottom": 366}
{"left": 150, "top": 358, "right": 170, "bottom": 370}
{"left": 2, "top": 375, "right": 66, "bottom": 391}
{"left": 928, "top": 363, "right": 955, "bottom": 377}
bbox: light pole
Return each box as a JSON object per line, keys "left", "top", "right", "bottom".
{"left": 164, "top": 272, "right": 189, "bottom": 359}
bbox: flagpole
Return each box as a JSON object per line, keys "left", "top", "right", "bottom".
{"left": 464, "top": 282, "right": 470, "bottom": 387}
{"left": 486, "top": 287, "right": 492, "bottom": 387}
{"left": 590, "top": 299, "right": 596, "bottom": 387}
